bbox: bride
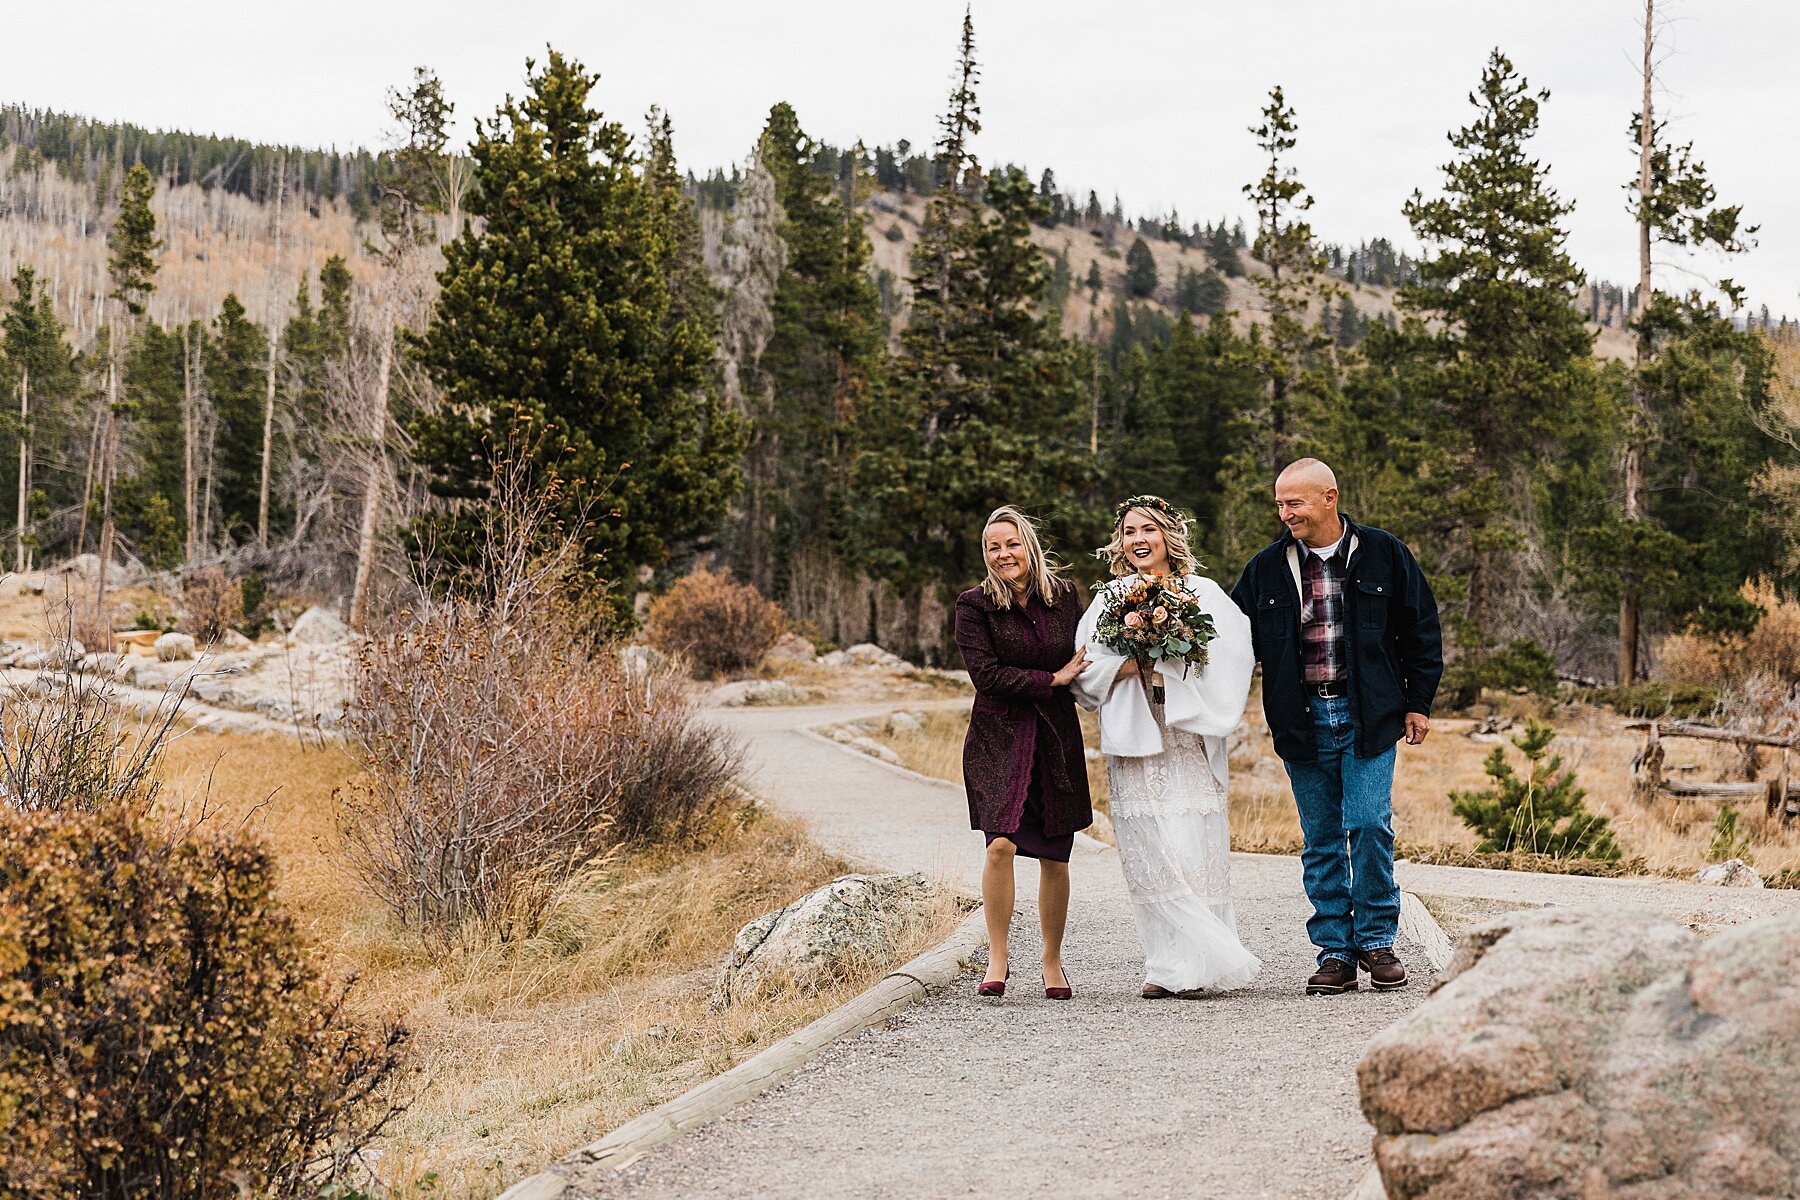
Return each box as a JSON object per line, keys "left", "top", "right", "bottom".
{"left": 1072, "top": 495, "right": 1261, "bottom": 998}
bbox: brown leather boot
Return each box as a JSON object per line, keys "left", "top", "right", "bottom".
{"left": 1356, "top": 947, "right": 1409, "bottom": 990}
{"left": 1305, "top": 957, "right": 1358, "bottom": 995}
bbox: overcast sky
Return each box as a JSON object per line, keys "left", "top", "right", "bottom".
{"left": 8, "top": 1, "right": 1795, "bottom": 311}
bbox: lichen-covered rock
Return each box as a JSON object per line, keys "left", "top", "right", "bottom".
{"left": 764, "top": 632, "right": 818, "bottom": 665}
{"left": 1695, "top": 858, "right": 1763, "bottom": 888}
{"left": 712, "top": 872, "right": 938, "bottom": 1008}
{"left": 710, "top": 679, "right": 808, "bottom": 707}
{"left": 289, "top": 606, "right": 351, "bottom": 645}
{"left": 885, "top": 711, "right": 923, "bottom": 736}
{"left": 154, "top": 631, "right": 197, "bottom": 662}
{"left": 1358, "top": 905, "right": 1800, "bottom": 1198}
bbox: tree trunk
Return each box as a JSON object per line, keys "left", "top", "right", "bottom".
{"left": 95, "top": 359, "right": 119, "bottom": 623}
{"left": 76, "top": 402, "right": 101, "bottom": 556}
{"left": 257, "top": 153, "right": 286, "bottom": 548}
{"left": 1620, "top": 0, "right": 1656, "bottom": 686}
{"left": 15, "top": 363, "right": 28, "bottom": 574}
{"left": 349, "top": 323, "right": 394, "bottom": 632}
{"left": 183, "top": 322, "right": 197, "bottom": 562}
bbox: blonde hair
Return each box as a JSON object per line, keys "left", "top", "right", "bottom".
{"left": 1098, "top": 502, "right": 1200, "bottom": 578}
{"left": 980, "top": 506, "right": 1067, "bottom": 608}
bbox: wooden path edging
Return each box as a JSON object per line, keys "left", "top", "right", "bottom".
{"left": 495, "top": 906, "right": 989, "bottom": 1199}
{"left": 1348, "top": 890, "right": 1457, "bottom": 1200}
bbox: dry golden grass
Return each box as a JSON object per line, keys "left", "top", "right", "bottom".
{"left": 0, "top": 575, "right": 170, "bottom": 646}
{"left": 858, "top": 690, "right": 1800, "bottom": 879}
{"left": 149, "top": 728, "right": 962, "bottom": 1199}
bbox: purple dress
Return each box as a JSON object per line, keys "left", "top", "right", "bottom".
{"left": 954, "top": 583, "right": 1093, "bottom": 862}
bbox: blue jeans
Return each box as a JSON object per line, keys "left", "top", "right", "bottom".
{"left": 1283, "top": 694, "right": 1398, "bottom": 966}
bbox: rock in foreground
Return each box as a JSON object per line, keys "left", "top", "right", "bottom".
{"left": 712, "top": 872, "right": 938, "bottom": 1008}
{"left": 1358, "top": 905, "right": 1800, "bottom": 1198}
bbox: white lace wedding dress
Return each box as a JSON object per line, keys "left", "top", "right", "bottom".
{"left": 1073, "top": 574, "right": 1262, "bottom": 993}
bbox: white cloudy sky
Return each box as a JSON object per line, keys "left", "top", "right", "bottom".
{"left": 8, "top": 0, "right": 1795, "bottom": 310}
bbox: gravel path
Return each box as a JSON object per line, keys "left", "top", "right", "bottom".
{"left": 567, "top": 701, "right": 1433, "bottom": 1199}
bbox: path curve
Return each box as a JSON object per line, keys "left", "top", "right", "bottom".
{"left": 564, "top": 700, "right": 1433, "bottom": 1199}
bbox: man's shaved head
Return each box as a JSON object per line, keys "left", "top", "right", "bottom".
{"left": 1276, "top": 458, "right": 1338, "bottom": 494}
{"left": 1274, "top": 458, "right": 1343, "bottom": 547}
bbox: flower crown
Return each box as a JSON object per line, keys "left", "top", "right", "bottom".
{"left": 1113, "top": 494, "right": 1190, "bottom": 526}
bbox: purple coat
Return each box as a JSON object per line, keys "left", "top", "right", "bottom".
{"left": 954, "top": 582, "right": 1093, "bottom": 838}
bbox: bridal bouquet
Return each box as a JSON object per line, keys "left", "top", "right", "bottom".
{"left": 1092, "top": 574, "right": 1217, "bottom": 674}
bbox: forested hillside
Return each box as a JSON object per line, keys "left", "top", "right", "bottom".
{"left": 1, "top": 20, "right": 1796, "bottom": 684}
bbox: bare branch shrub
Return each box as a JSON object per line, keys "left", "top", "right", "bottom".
{"left": 338, "top": 462, "right": 743, "bottom": 946}
{"left": 179, "top": 565, "right": 244, "bottom": 641}
{"left": 646, "top": 567, "right": 785, "bottom": 678}
{"left": 0, "top": 666, "right": 187, "bottom": 817}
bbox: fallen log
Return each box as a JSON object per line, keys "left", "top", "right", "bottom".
{"left": 1625, "top": 720, "right": 1798, "bottom": 750}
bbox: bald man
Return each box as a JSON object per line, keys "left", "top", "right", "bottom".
{"left": 1230, "top": 459, "right": 1442, "bottom": 996}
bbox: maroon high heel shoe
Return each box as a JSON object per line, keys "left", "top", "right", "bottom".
{"left": 1043, "top": 968, "right": 1072, "bottom": 1001}
{"left": 977, "top": 966, "right": 1010, "bottom": 998}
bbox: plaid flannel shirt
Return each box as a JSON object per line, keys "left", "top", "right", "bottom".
{"left": 1299, "top": 546, "right": 1347, "bottom": 684}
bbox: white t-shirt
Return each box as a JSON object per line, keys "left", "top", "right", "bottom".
{"left": 1306, "top": 535, "right": 1344, "bottom": 561}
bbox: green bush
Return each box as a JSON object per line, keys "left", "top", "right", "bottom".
{"left": 1451, "top": 719, "right": 1621, "bottom": 860}
{"left": 0, "top": 806, "right": 410, "bottom": 1199}
{"left": 1706, "top": 803, "right": 1755, "bottom": 864}
{"left": 1442, "top": 638, "right": 1560, "bottom": 706}
{"left": 1581, "top": 680, "right": 1718, "bottom": 719}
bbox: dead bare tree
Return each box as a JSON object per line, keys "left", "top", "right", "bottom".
{"left": 257, "top": 152, "right": 287, "bottom": 549}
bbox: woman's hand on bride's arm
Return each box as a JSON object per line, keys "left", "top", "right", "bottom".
{"left": 1051, "top": 644, "right": 1092, "bottom": 687}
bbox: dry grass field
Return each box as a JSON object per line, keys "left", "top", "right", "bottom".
{"left": 856, "top": 689, "right": 1800, "bottom": 879}
{"left": 148, "top": 728, "right": 961, "bottom": 1198}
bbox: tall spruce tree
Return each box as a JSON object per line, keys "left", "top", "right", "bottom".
{"left": 740, "top": 101, "right": 886, "bottom": 597}
{"left": 96, "top": 163, "right": 160, "bottom": 610}
{"left": 849, "top": 12, "right": 1096, "bottom": 644}
{"left": 1614, "top": 0, "right": 1760, "bottom": 680}
{"left": 1391, "top": 50, "right": 1596, "bottom": 662}
{"left": 1, "top": 267, "right": 78, "bottom": 571}
{"left": 1217, "top": 87, "right": 1341, "bottom": 564}
{"left": 411, "top": 50, "right": 740, "bottom": 615}
{"left": 205, "top": 294, "right": 268, "bottom": 543}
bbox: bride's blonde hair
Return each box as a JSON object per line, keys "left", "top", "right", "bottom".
{"left": 1097, "top": 496, "right": 1200, "bottom": 578}
{"left": 980, "top": 505, "right": 1066, "bottom": 609}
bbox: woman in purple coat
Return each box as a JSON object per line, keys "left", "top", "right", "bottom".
{"left": 954, "top": 506, "right": 1093, "bottom": 1000}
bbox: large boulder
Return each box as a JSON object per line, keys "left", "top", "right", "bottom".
{"left": 763, "top": 632, "right": 818, "bottom": 666}
{"left": 1358, "top": 905, "right": 1800, "bottom": 1198}
{"left": 289, "top": 606, "right": 351, "bottom": 645}
{"left": 712, "top": 872, "right": 938, "bottom": 1008}
{"left": 154, "top": 631, "right": 197, "bottom": 662}
{"left": 1695, "top": 858, "right": 1764, "bottom": 888}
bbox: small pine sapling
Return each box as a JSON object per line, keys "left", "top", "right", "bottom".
{"left": 1451, "top": 719, "right": 1621, "bottom": 860}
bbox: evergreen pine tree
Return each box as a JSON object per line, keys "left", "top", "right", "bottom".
{"left": 1615, "top": 0, "right": 1762, "bottom": 681}
{"left": 1393, "top": 50, "right": 1597, "bottom": 661}
{"left": 739, "top": 101, "right": 886, "bottom": 596}
{"left": 1451, "top": 720, "right": 1621, "bottom": 860}
{"left": 96, "top": 163, "right": 160, "bottom": 605}
{"left": 410, "top": 50, "right": 740, "bottom": 617}
{"left": 205, "top": 294, "right": 268, "bottom": 543}
{"left": 1124, "top": 236, "right": 1159, "bottom": 298}
{"left": 1, "top": 267, "right": 78, "bottom": 570}
{"left": 849, "top": 13, "right": 1097, "bottom": 637}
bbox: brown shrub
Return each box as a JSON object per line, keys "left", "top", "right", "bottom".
{"left": 339, "top": 469, "right": 743, "bottom": 948}
{"left": 0, "top": 808, "right": 409, "bottom": 1199}
{"left": 179, "top": 566, "right": 244, "bottom": 643}
{"left": 1656, "top": 577, "right": 1800, "bottom": 689}
{"left": 0, "top": 670, "right": 408, "bottom": 1199}
{"left": 646, "top": 567, "right": 784, "bottom": 677}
